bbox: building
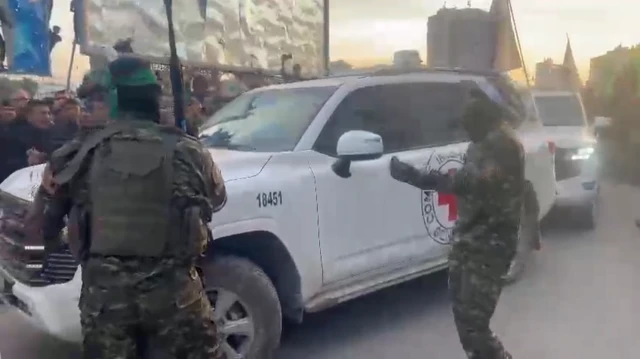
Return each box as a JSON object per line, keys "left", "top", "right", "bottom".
{"left": 427, "top": 7, "right": 496, "bottom": 70}
{"left": 588, "top": 45, "right": 640, "bottom": 95}
{"left": 534, "top": 58, "right": 571, "bottom": 90}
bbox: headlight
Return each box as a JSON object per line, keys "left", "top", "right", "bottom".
{"left": 571, "top": 147, "right": 594, "bottom": 160}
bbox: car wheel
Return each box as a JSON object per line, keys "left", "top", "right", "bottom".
{"left": 504, "top": 188, "right": 540, "bottom": 285}
{"left": 201, "top": 255, "right": 282, "bottom": 359}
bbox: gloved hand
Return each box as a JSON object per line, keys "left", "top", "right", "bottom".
{"left": 389, "top": 156, "right": 414, "bottom": 182}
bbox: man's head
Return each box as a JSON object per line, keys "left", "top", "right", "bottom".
{"left": 52, "top": 90, "right": 70, "bottom": 110}
{"left": 192, "top": 75, "right": 209, "bottom": 95}
{"left": 11, "top": 89, "right": 30, "bottom": 109}
{"left": 292, "top": 64, "right": 301, "bottom": 78}
{"left": 52, "top": 26, "right": 60, "bottom": 34}
{"left": 0, "top": 99, "right": 16, "bottom": 124}
{"left": 57, "top": 98, "right": 81, "bottom": 123}
{"left": 108, "top": 57, "right": 161, "bottom": 121}
{"left": 84, "top": 96, "right": 111, "bottom": 127}
{"left": 460, "top": 85, "right": 504, "bottom": 142}
{"left": 24, "top": 100, "right": 53, "bottom": 129}
{"left": 113, "top": 38, "right": 134, "bottom": 54}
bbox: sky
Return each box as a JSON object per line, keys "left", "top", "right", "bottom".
{"left": 47, "top": 0, "right": 639, "bottom": 84}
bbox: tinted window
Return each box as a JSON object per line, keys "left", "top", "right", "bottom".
{"left": 314, "top": 82, "right": 467, "bottom": 155}
{"left": 534, "top": 95, "right": 585, "bottom": 126}
{"left": 199, "top": 86, "right": 337, "bottom": 152}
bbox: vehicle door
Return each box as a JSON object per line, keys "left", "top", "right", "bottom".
{"left": 308, "top": 81, "right": 468, "bottom": 285}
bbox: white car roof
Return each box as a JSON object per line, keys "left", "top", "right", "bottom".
{"left": 249, "top": 70, "right": 489, "bottom": 94}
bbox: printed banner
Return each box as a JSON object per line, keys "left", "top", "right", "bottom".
{"left": 7, "top": 0, "right": 51, "bottom": 76}
{"left": 76, "top": 0, "right": 326, "bottom": 76}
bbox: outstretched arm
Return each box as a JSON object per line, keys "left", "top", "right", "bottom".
{"left": 389, "top": 157, "right": 453, "bottom": 192}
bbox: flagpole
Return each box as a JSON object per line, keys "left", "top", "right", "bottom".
{"left": 506, "top": 0, "right": 531, "bottom": 88}
{"left": 66, "top": 41, "right": 77, "bottom": 91}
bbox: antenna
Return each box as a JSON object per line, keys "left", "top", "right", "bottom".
{"left": 467, "top": 0, "right": 471, "bottom": 7}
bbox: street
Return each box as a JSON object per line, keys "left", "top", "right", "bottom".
{"left": 1, "top": 182, "right": 640, "bottom": 358}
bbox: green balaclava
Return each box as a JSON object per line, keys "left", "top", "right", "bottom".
{"left": 106, "top": 57, "right": 160, "bottom": 118}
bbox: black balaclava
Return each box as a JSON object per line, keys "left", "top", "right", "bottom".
{"left": 461, "top": 88, "right": 503, "bottom": 143}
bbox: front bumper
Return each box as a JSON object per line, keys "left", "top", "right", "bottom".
{"left": 0, "top": 265, "right": 82, "bottom": 343}
{"left": 555, "top": 176, "right": 599, "bottom": 207}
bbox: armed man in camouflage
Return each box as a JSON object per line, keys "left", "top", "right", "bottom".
{"left": 389, "top": 83, "right": 525, "bottom": 359}
{"left": 34, "top": 57, "right": 227, "bottom": 358}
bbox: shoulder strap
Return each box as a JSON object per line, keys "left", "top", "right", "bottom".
{"left": 54, "top": 122, "right": 129, "bottom": 185}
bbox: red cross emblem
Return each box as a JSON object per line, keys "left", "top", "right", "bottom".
{"left": 437, "top": 169, "right": 458, "bottom": 221}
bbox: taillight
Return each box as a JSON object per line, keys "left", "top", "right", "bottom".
{"left": 547, "top": 141, "right": 556, "bottom": 154}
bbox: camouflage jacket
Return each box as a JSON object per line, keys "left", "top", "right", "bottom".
{"left": 452, "top": 124, "right": 525, "bottom": 237}
{"left": 400, "top": 123, "right": 525, "bottom": 238}
{"left": 36, "top": 121, "right": 227, "bottom": 275}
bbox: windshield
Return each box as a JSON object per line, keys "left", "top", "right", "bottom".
{"left": 534, "top": 95, "right": 585, "bottom": 126}
{"left": 199, "top": 86, "right": 337, "bottom": 152}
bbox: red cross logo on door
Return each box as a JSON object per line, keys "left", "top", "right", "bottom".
{"left": 437, "top": 169, "right": 458, "bottom": 221}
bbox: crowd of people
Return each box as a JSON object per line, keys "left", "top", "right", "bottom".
{"left": 0, "top": 88, "right": 110, "bottom": 182}
{"left": 0, "top": 68, "right": 251, "bottom": 184}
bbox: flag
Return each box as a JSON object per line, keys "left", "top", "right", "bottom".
{"left": 490, "top": 0, "right": 522, "bottom": 72}
{"left": 562, "top": 35, "right": 581, "bottom": 90}
{"left": 7, "top": 0, "right": 51, "bottom": 76}
{"left": 198, "top": 0, "right": 207, "bottom": 20}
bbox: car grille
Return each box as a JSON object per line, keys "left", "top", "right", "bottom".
{"left": 554, "top": 148, "right": 585, "bottom": 181}
{"left": 0, "top": 191, "right": 78, "bottom": 286}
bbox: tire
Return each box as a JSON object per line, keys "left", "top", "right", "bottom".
{"left": 504, "top": 187, "right": 540, "bottom": 285}
{"left": 575, "top": 201, "right": 597, "bottom": 230}
{"left": 201, "top": 255, "right": 282, "bottom": 359}
{"left": 575, "top": 188, "right": 599, "bottom": 230}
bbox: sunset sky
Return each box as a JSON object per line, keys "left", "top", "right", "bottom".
{"left": 48, "top": 0, "right": 638, "bottom": 83}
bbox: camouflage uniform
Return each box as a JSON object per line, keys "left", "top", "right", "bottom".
{"left": 390, "top": 87, "right": 524, "bottom": 359}
{"left": 37, "top": 58, "right": 228, "bottom": 359}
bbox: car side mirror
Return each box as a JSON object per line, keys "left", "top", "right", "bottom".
{"left": 331, "top": 130, "right": 384, "bottom": 178}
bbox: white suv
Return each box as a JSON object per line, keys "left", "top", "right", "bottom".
{"left": 0, "top": 69, "right": 556, "bottom": 358}
{"left": 531, "top": 90, "right": 599, "bottom": 228}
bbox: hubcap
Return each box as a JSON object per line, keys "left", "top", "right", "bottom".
{"left": 207, "top": 288, "right": 255, "bottom": 359}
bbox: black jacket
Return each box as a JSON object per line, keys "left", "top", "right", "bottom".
{"left": 0, "top": 119, "right": 54, "bottom": 182}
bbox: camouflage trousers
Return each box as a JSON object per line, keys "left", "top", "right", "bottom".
{"left": 448, "top": 242, "right": 514, "bottom": 359}
{"left": 80, "top": 263, "right": 224, "bottom": 359}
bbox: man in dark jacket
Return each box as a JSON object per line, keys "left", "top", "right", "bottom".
{"left": 389, "top": 83, "right": 525, "bottom": 359}
{"left": 36, "top": 57, "right": 227, "bottom": 358}
{"left": 0, "top": 99, "right": 54, "bottom": 180}
{"left": 49, "top": 98, "right": 80, "bottom": 150}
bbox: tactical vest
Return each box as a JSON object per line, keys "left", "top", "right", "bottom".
{"left": 55, "top": 121, "right": 192, "bottom": 258}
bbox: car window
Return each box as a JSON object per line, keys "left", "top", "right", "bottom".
{"left": 534, "top": 95, "right": 585, "bottom": 126}
{"left": 484, "top": 76, "right": 527, "bottom": 128}
{"left": 314, "top": 82, "right": 467, "bottom": 155}
{"left": 199, "top": 86, "right": 337, "bottom": 152}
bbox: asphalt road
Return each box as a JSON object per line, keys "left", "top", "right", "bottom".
{"left": 2, "top": 182, "right": 640, "bottom": 359}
